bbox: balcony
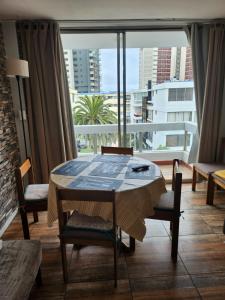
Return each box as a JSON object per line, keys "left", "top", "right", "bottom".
{"left": 74, "top": 121, "right": 197, "bottom": 162}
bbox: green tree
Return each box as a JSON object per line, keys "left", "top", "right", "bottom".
{"left": 73, "top": 95, "right": 117, "bottom": 152}
{"left": 73, "top": 95, "right": 117, "bottom": 125}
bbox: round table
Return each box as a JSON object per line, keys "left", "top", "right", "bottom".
{"left": 47, "top": 154, "right": 166, "bottom": 241}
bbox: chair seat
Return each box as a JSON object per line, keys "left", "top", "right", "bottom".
{"left": 66, "top": 211, "right": 113, "bottom": 232}
{"left": 24, "top": 184, "right": 49, "bottom": 201}
{"left": 154, "top": 191, "right": 174, "bottom": 211}
{"left": 194, "top": 163, "right": 225, "bottom": 175}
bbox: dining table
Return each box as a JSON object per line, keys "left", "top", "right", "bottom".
{"left": 47, "top": 154, "right": 166, "bottom": 242}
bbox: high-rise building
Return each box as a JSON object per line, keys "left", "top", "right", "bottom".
{"left": 157, "top": 48, "right": 172, "bottom": 84}
{"left": 139, "top": 48, "right": 158, "bottom": 88}
{"left": 139, "top": 47, "right": 193, "bottom": 88}
{"left": 64, "top": 49, "right": 100, "bottom": 93}
{"left": 64, "top": 49, "right": 75, "bottom": 89}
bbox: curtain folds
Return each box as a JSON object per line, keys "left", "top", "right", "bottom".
{"left": 185, "top": 23, "right": 225, "bottom": 163}
{"left": 17, "top": 21, "right": 77, "bottom": 183}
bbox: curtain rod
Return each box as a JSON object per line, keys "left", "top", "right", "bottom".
{"left": 58, "top": 18, "right": 218, "bottom": 23}
{"left": 58, "top": 18, "right": 225, "bottom": 32}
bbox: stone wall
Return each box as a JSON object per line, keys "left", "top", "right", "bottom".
{"left": 0, "top": 23, "right": 20, "bottom": 233}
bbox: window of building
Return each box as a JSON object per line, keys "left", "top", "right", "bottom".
{"left": 168, "top": 88, "right": 193, "bottom": 101}
{"left": 166, "top": 134, "right": 190, "bottom": 147}
{"left": 167, "top": 111, "right": 192, "bottom": 122}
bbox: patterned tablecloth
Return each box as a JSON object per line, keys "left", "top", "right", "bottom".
{"left": 47, "top": 155, "right": 166, "bottom": 241}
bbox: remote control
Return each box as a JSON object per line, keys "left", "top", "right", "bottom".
{"left": 132, "top": 165, "right": 149, "bottom": 172}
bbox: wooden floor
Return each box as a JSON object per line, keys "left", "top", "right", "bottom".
{"left": 3, "top": 181, "right": 225, "bottom": 299}
{"left": 160, "top": 163, "right": 193, "bottom": 182}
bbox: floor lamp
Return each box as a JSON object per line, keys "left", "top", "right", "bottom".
{"left": 6, "top": 58, "right": 29, "bottom": 158}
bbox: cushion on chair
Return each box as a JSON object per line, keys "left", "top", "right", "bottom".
{"left": 66, "top": 210, "right": 113, "bottom": 232}
{"left": 24, "top": 184, "right": 49, "bottom": 201}
{"left": 194, "top": 163, "right": 225, "bottom": 175}
{"left": 154, "top": 191, "right": 174, "bottom": 211}
{"left": 214, "top": 170, "right": 225, "bottom": 180}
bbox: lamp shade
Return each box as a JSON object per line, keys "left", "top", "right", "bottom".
{"left": 6, "top": 58, "right": 29, "bottom": 78}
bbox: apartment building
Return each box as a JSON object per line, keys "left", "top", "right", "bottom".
{"left": 139, "top": 46, "right": 193, "bottom": 88}
{"left": 64, "top": 49, "right": 100, "bottom": 93}
{"left": 148, "top": 80, "right": 196, "bottom": 150}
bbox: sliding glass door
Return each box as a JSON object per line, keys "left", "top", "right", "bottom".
{"left": 61, "top": 33, "right": 122, "bottom": 153}
{"left": 61, "top": 29, "right": 196, "bottom": 155}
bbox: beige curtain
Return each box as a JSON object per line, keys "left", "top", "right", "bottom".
{"left": 186, "top": 23, "right": 225, "bottom": 163}
{"left": 17, "top": 21, "right": 77, "bottom": 183}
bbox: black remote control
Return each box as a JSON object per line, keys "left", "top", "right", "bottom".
{"left": 132, "top": 165, "right": 149, "bottom": 172}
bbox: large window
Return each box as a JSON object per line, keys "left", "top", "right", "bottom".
{"left": 61, "top": 31, "right": 196, "bottom": 154}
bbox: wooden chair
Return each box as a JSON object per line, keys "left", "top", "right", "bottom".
{"left": 192, "top": 137, "right": 225, "bottom": 205}
{"left": 56, "top": 188, "right": 118, "bottom": 287}
{"left": 130, "top": 159, "right": 182, "bottom": 262}
{"left": 149, "top": 159, "right": 182, "bottom": 262}
{"left": 101, "top": 146, "right": 133, "bottom": 156}
{"left": 15, "top": 158, "right": 48, "bottom": 239}
{"left": 101, "top": 146, "right": 135, "bottom": 251}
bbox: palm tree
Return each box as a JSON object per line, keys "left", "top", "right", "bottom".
{"left": 73, "top": 95, "right": 117, "bottom": 152}
{"left": 73, "top": 95, "right": 117, "bottom": 125}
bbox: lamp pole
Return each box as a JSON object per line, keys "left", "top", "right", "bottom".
{"left": 16, "top": 75, "right": 28, "bottom": 158}
{"left": 6, "top": 58, "right": 29, "bottom": 159}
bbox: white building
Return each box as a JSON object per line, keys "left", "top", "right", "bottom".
{"left": 148, "top": 80, "right": 196, "bottom": 150}
{"left": 130, "top": 90, "right": 148, "bottom": 123}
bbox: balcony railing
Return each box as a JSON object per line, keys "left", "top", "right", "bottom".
{"left": 74, "top": 121, "right": 197, "bottom": 161}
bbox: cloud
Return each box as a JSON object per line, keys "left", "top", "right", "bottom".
{"left": 100, "top": 48, "right": 139, "bottom": 92}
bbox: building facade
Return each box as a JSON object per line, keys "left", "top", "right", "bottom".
{"left": 139, "top": 47, "right": 193, "bottom": 88}
{"left": 147, "top": 80, "right": 196, "bottom": 150}
{"left": 64, "top": 49, "right": 101, "bottom": 93}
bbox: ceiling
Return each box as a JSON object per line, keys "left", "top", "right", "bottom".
{"left": 0, "top": 0, "right": 225, "bottom": 21}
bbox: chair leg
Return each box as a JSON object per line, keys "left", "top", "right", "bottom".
{"left": 119, "top": 228, "right": 122, "bottom": 242}
{"left": 60, "top": 241, "right": 68, "bottom": 283}
{"left": 207, "top": 174, "right": 215, "bottom": 205}
{"left": 63, "top": 211, "right": 70, "bottom": 224}
{"left": 20, "top": 209, "right": 30, "bottom": 239}
{"left": 171, "top": 218, "right": 179, "bottom": 262}
{"left": 35, "top": 267, "right": 42, "bottom": 286}
{"left": 33, "top": 211, "right": 39, "bottom": 223}
{"left": 170, "top": 221, "right": 173, "bottom": 232}
{"left": 113, "top": 241, "right": 118, "bottom": 288}
{"left": 129, "top": 236, "right": 135, "bottom": 252}
{"left": 192, "top": 167, "right": 197, "bottom": 191}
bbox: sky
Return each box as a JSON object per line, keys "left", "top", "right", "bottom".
{"left": 100, "top": 48, "right": 139, "bottom": 92}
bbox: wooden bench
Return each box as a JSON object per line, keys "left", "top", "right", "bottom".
{"left": 207, "top": 173, "right": 225, "bottom": 205}
{"left": 0, "top": 240, "right": 42, "bottom": 300}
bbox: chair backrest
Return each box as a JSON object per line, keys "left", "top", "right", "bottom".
{"left": 101, "top": 146, "right": 133, "bottom": 156}
{"left": 15, "top": 158, "right": 34, "bottom": 204}
{"left": 56, "top": 188, "right": 116, "bottom": 235}
{"left": 171, "top": 159, "right": 182, "bottom": 213}
{"left": 219, "top": 137, "right": 225, "bottom": 162}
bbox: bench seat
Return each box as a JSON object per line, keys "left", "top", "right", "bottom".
{"left": 0, "top": 240, "right": 42, "bottom": 300}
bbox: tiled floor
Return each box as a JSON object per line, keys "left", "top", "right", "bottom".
{"left": 3, "top": 181, "right": 225, "bottom": 299}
